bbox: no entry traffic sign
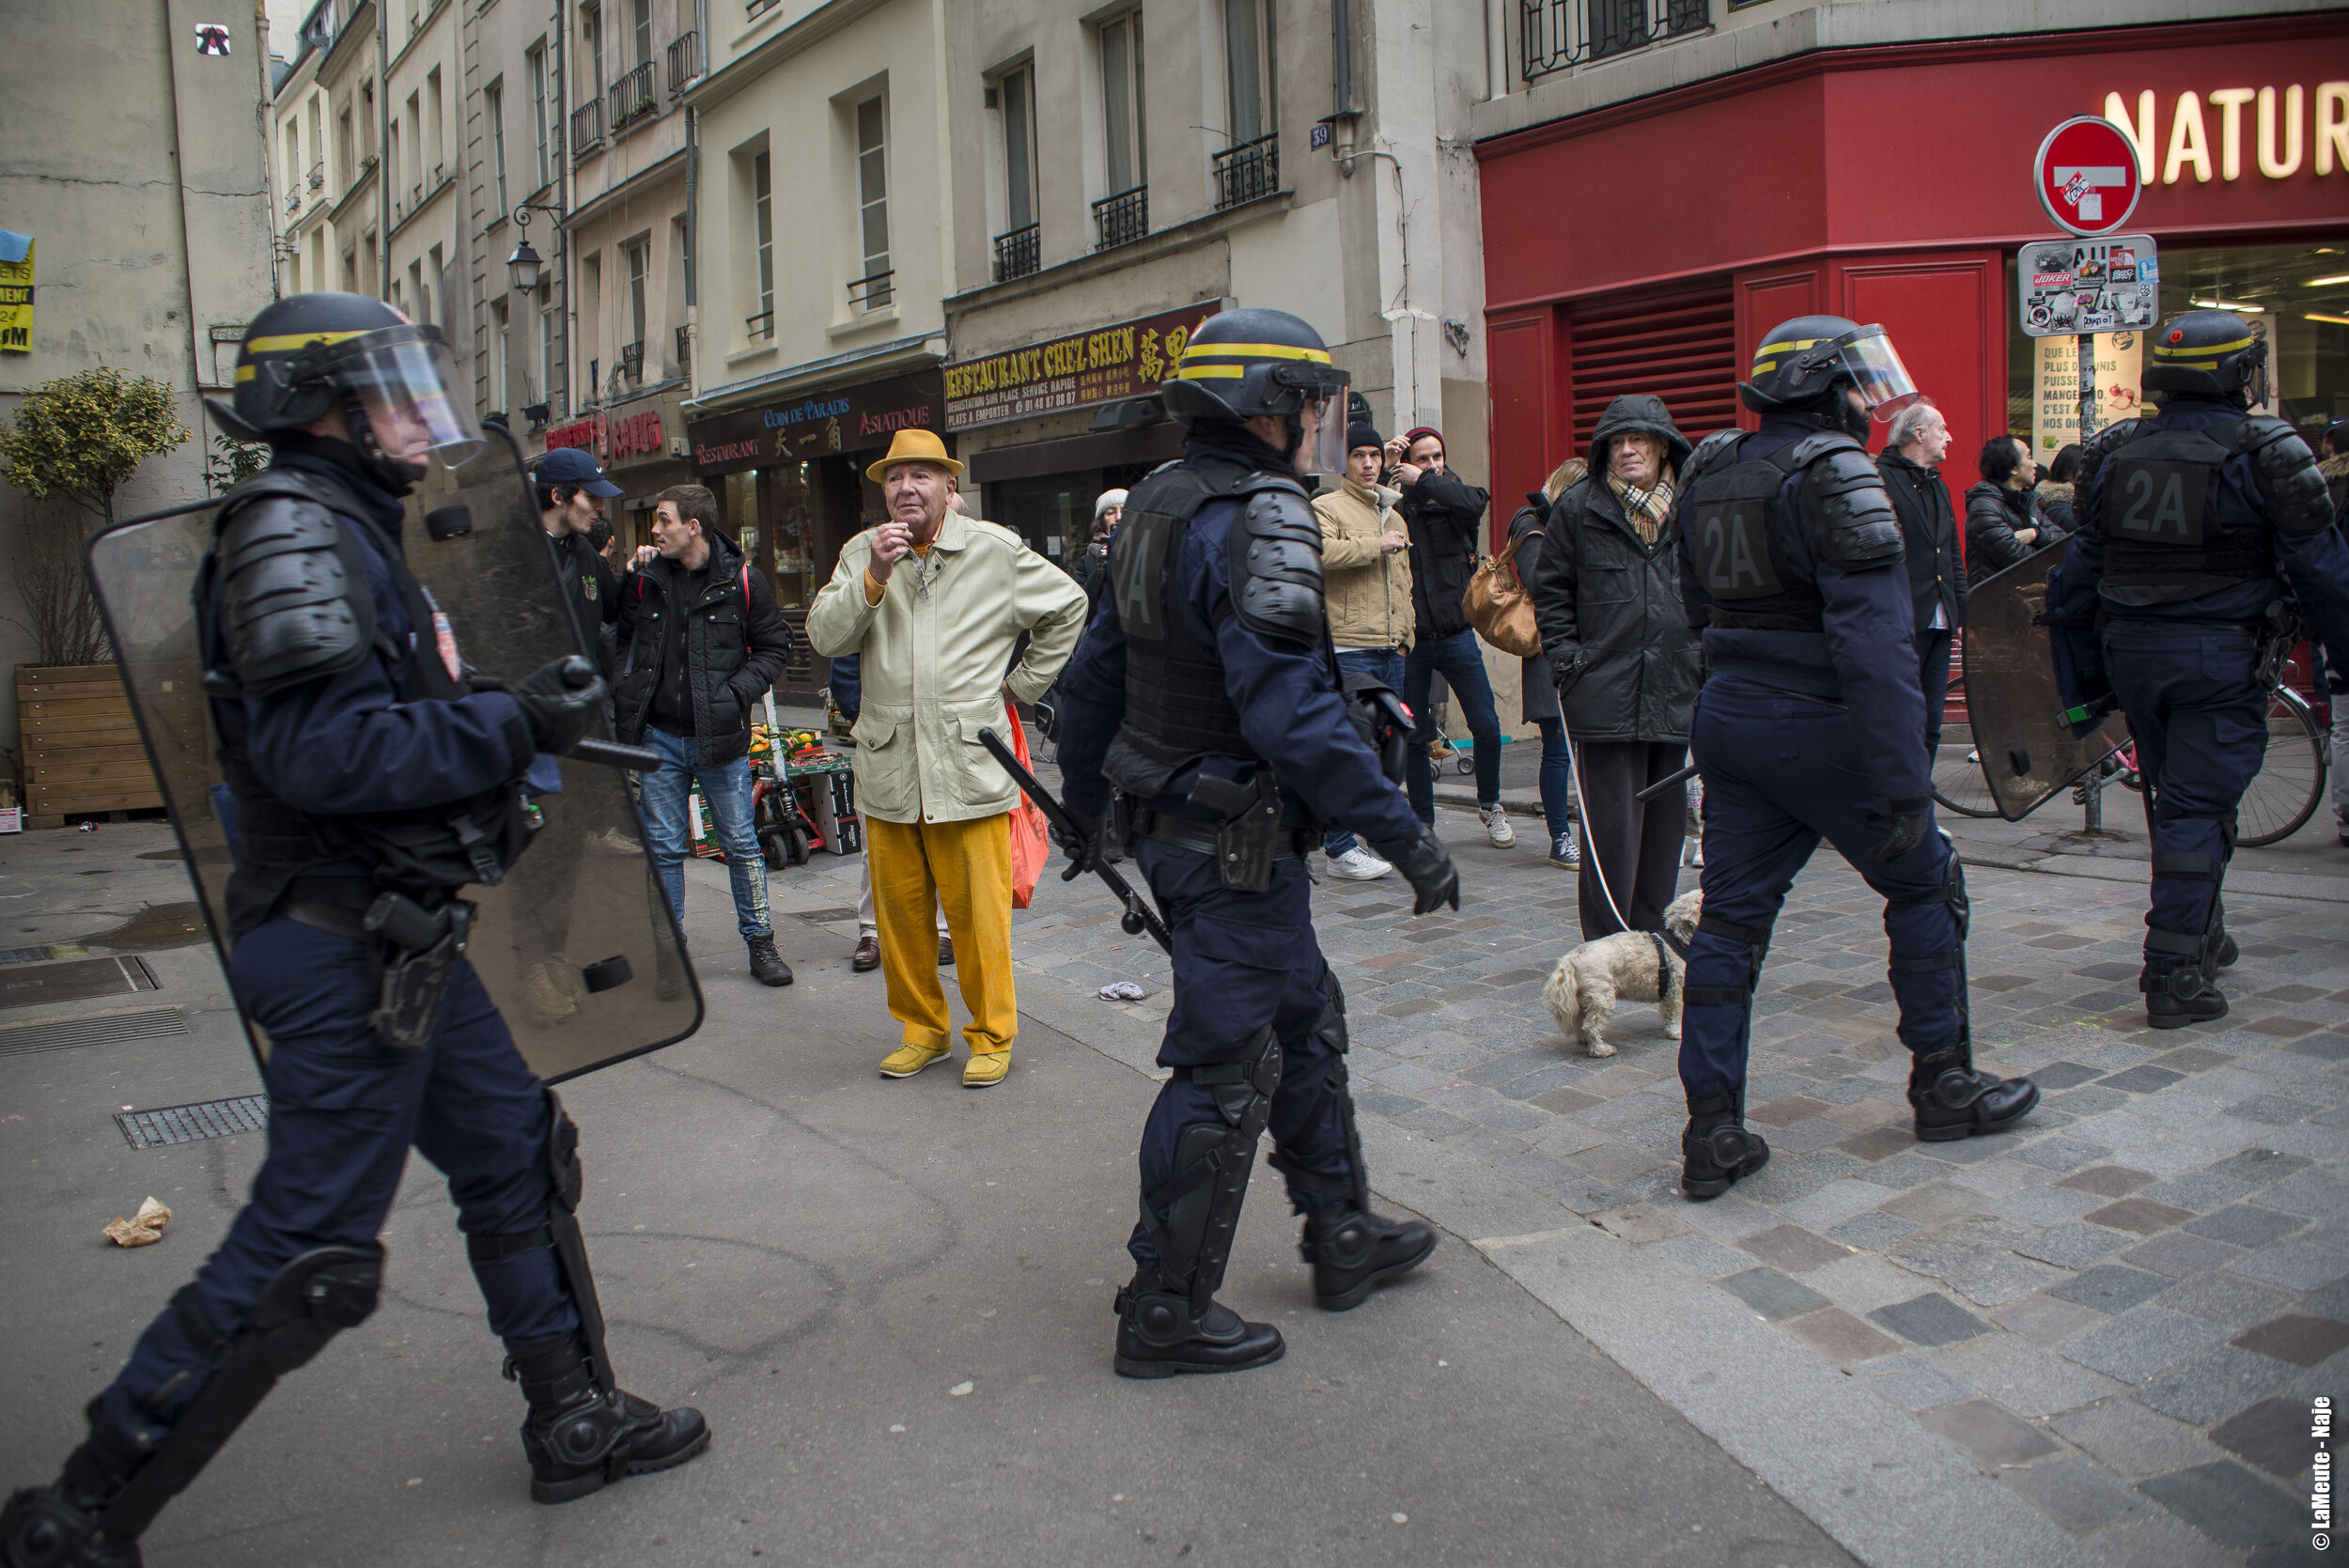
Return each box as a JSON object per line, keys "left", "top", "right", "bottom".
{"left": 2033, "top": 116, "right": 2142, "bottom": 237}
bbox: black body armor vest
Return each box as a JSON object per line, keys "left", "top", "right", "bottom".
{"left": 2096, "top": 420, "right": 2276, "bottom": 605}
{"left": 1683, "top": 439, "right": 1827, "bottom": 633}
{"left": 1102, "top": 459, "right": 1286, "bottom": 798}
{"left": 203, "top": 472, "right": 532, "bottom": 934}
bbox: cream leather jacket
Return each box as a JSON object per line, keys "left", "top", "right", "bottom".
{"left": 1314, "top": 476, "right": 1413, "bottom": 651}
{"left": 805, "top": 510, "right": 1088, "bottom": 824}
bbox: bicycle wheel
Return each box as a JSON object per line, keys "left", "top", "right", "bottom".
{"left": 1930, "top": 673, "right": 2002, "bottom": 818}
{"left": 2236, "top": 686, "right": 2328, "bottom": 847}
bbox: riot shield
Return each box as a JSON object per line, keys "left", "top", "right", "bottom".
{"left": 1952, "top": 540, "right": 2130, "bottom": 821}
{"left": 85, "top": 428, "right": 702, "bottom": 1082}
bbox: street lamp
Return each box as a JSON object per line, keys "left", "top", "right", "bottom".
{"left": 506, "top": 202, "right": 563, "bottom": 293}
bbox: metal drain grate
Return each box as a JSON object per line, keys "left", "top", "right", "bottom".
{"left": 0, "top": 1005, "right": 187, "bottom": 1060}
{"left": 790, "top": 906, "right": 862, "bottom": 924}
{"left": 0, "top": 943, "right": 91, "bottom": 967}
{"left": 117, "top": 1094, "right": 269, "bottom": 1149}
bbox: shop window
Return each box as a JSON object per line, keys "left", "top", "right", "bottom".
{"left": 2005, "top": 236, "right": 2349, "bottom": 459}
{"left": 1564, "top": 281, "right": 1736, "bottom": 454}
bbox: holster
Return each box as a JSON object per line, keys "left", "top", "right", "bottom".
{"left": 364, "top": 892, "right": 474, "bottom": 1051}
{"left": 1188, "top": 769, "right": 1283, "bottom": 893}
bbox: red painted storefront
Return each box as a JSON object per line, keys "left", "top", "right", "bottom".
{"left": 1474, "top": 14, "right": 2349, "bottom": 542}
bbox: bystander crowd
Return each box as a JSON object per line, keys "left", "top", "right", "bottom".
{"left": 616, "top": 484, "right": 797, "bottom": 987}
{"left": 1877, "top": 399, "right": 1968, "bottom": 764}
{"left": 1505, "top": 458, "right": 1586, "bottom": 869}
{"left": 1393, "top": 426, "right": 1511, "bottom": 846}
{"left": 2036, "top": 442, "right": 2083, "bottom": 534}
{"left": 1314, "top": 421, "right": 1412, "bottom": 880}
{"left": 806, "top": 429, "right": 1087, "bottom": 1087}
{"left": 1965, "top": 435, "right": 2063, "bottom": 574}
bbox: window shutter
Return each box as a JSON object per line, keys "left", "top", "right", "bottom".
{"left": 1566, "top": 282, "right": 1737, "bottom": 455}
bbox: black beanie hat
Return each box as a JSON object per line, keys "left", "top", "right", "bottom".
{"left": 1346, "top": 421, "right": 1383, "bottom": 456}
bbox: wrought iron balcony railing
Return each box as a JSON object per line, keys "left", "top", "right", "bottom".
{"left": 666, "top": 31, "right": 701, "bottom": 96}
{"left": 1213, "top": 133, "right": 1279, "bottom": 211}
{"left": 617, "top": 340, "right": 645, "bottom": 382}
{"left": 675, "top": 324, "right": 692, "bottom": 375}
{"left": 1092, "top": 186, "right": 1147, "bottom": 253}
{"left": 993, "top": 224, "right": 1040, "bottom": 283}
{"left": 569, "top": 97, "right": 605, "bottom": 156}
{"left": 849, "top": 269, "right": 895, "bottom": 312}
{"left": 1522, "top": 0, "right": 1709, "bottom": 83}
{"left": 745, "top": 309, "right": 774, "bottom": 342}
{"left": 307, "top": 163, "right": 324, "bottom": 191}
{"left": 611, "top": 61, "right": 656, "bottom": 128}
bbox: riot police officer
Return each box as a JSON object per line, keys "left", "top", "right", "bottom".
{"left": 2053, "top": 311, "right": 2349, "bottom": 1027}
{"left": 2, "top": 295, "right": 707, "bottom": 1568}
{"left": 1053, "top": 309, "right": 1458, "bottom": 1377}
{"left": 1673, "top": 316, "right": 2040, "bottom": 1200}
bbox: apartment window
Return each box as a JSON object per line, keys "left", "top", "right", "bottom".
{"left": 338, "top": 108, "right": 353, "bottom": 187}
{"left": 308, "top": 97, "right": 325, "bottom": 188}
{"left": 1000, "top": 66, "right": 1037, "bottom": 230}
{"left": 343, "top": 248, "right": 357, "bottom": 292}
{"left": 625, "top": 237, "right": 649, "bottom": 377}
{"left": 361, "top": 81, "right": 374, "bottom": 160}
{"left": 632, "top": 0, "right": 652, "bottom": 70}
{"left": 491, "top": 297, "right": 510, "bottom": 414}
{"left": 583, "top": 251, "right": 602, "bottom": 398}
{"left": 288, "top": 251, "right": 303, "bottom": 292}
{"left": 428, "top": 70, "right": 444, "bottom": 183}
{"left": 1223, "top": 0, "right": 1275, "bottom": 147}
{"left": 1101, "top": 12, "right": 1145, "bottom": 196}
{"left": 538, "top": 287, "right": 558, "bottom": 410}
{"left": 387, "top": 122, "right": 402, "bottom": 204}
{"left": 428, "top": 244, "right": 444, "bottom": 323}
{"left": 285, "top": 124, "right": 302, "bottom": 195}
{"left": 854, "top": 96, "right": 891, "bottom": 311}
{"left": 487, "top": 80, "right": 509, "bottom": 215}
{"left": 582, "top": 5, "right": 604, "bottom": 100}
{"left": 751, "top": 149, "right": 774, "bottom": 337}
{"left": 410, "top": 259, "right": 429, "bottom": 325}
{"left": 528, "top": 45, "right": 551, "bottom": 187}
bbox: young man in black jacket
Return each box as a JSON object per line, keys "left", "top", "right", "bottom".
{"left": 616, "top": 485, "right": 796, "bottom": 986}
{"left": 1877, "top": 399, "right": 1968, "bottom": 766}
{"left": 1392, "top": 426, "right": 1511, "bottom": 845}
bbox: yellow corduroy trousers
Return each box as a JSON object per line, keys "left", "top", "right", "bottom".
{"left": 865, "top": 813, "right": 1016, "bottom": 1057}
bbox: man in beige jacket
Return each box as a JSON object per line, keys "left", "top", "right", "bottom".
{"left": 1312, "top": 421, "right": 1414, "bottom": 880}
{"left": 806, "top": 428, "right": 1089, "bottom": 1087}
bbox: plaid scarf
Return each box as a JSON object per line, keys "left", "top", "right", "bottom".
{"left": 1607, "top": 465, "right": 1676, "bottom": 545}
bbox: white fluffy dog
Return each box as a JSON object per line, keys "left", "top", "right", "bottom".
{"left": 1542, "top": 890, "right": 1703, "bottom": 1057}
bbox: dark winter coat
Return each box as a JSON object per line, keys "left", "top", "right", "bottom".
{"left": 1400, "top": 470, "right": 1490, "bottom": 641}
{"left": 2034, "top": 479, "right": 2077, "bottom": 536}
{"left": 1878, "top": 450, "right": 1968, "bottom": 631}
{"left": 1506, "top": 496, "right": 1553, "bottom": 725}
{"left": 614, "top": 530, "right": 793, "bottom": 767}
{"left": 1965, "top": 480, "right": 2062, "bottom": 577}
{"left": 1529, "top": 395, "right": 1701, "bottom": 745}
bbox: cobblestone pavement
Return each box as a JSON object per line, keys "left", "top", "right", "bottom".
{"left": 878, "top": 770, "right": 2348, "bottom": 1568}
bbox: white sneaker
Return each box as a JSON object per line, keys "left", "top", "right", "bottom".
{"left": 1329, "top": 846, "right": 1393, "bottom": 880}
{"left": 1480, "top": 804, "right": 1517, "bottom": 847}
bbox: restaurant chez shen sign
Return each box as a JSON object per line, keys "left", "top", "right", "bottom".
{"left": 943, "top": 302, "right": 1223, "bottom": 432}
{"left": 544, "top": 410, "right": 666, "bottom": 463}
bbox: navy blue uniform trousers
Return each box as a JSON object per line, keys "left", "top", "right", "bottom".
{"left": 1678, "top": 678, "right": 1967, "bottom": 1098}
{"left": 2105, "top": 622, "right": 2267, "bottom": 965}
{"left": 1128, "top": 840, "right": 1356, "bottom": 1271}
{"left": 101, "top": 917, "right": 577, "bottom": 1446}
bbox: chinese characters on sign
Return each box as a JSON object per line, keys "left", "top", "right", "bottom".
{"left": 2031, "top": 331, "right": 2144, "bottom": 457}
{"left": 0, "top": 232, "right": 32, "bottom": 355}
{"left": 2018, "top": 235, "right": 2160, "bottom": 337}
{"left": 542, "top": 411, "right": 667, "bottom": 462}
{"left": 942, "top": 303, "right": 1224, "bottom": 431}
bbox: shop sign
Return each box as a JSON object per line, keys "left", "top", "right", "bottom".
{"left": 685, "top": 372, "right": 946, "bottom": 475}
{"left": 543, "top": 410, "right": 670, "bottom": 464}
{"left": 2018, "top": 235, "right": 2159, "bottom": 336}
{"left": 2100, "top": 85, "right": 2349, "bottom": 186}
{"left": 942, "top": 302, "right": 1223, "bottom": 432}
{"left": 0, "top": 231, "right": 30, "bottom": 354}
{"left": 545, "top": 417, "right": 599, "bottom": 454}
{"left": 2030, "top": 331, "right": 2144, "bottom": 458}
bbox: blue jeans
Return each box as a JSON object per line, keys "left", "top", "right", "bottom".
{"left": 1325, "top": 646, "right": 1408, "bottom": 858}
{"left": 637, "top": 725, "right": 771, "bottom": 942}
{"left": 1535, "top": 717, "right": 1574, "bottom": 842}
{"left": 1405, "top": 629, "right": 1502, "bottom": 823}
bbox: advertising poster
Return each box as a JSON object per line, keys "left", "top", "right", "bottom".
{"left": 0, "top": 232, "right": 32, "bottom": 354}
{"left": 2032, "top": 331, "right": 2144, "bottom": 457}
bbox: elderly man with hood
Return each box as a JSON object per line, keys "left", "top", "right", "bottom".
{"left": 1531, "top": 395, "right": 1701, "bottom": 939}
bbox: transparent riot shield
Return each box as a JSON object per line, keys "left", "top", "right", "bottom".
{"left": 1954, "top": 541, "right": 2130, "bottom": 822}
{"left": 86, "top": 428, "right": 702, "bottom": 1082}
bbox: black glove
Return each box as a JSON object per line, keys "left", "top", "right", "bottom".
{"left": 1873, "top": 798, "right": 1933, "bottom": 863}
{"left": 1056, "top": 808, "right": 1101, "bottom": 876}
{"left": 1393, "top": 829, "right": 1461, "bottom": 916}
{"left": 511, "top": 655, "right": 607, "bottom": 757}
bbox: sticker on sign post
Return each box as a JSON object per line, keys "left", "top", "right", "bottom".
{"left": 2033, "top": 116, "right": 2143, "bottom": 238}
{"left": 2018, "top": 234, "right": 2159, "bottom": 337}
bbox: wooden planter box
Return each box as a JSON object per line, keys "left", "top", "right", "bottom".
{"left": 17, "top": 663, "right": 163, "bottom": 827}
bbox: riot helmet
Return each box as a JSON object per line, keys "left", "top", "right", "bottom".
{"left": 2142, "top": 309, "right": 2266, "bottom": 404}
{"left": 1162, "top": 307, "right": 1351, "bottom": 474}
{"left": 213, "top": 292, "right": 484, "bottom": 483}
{"left": 1740, "top": 316, "right": 1920, "bottom": 436}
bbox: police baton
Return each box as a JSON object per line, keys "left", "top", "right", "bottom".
{"left": 1635, "top": 760, "right": 1700, "bottom": 804}
{"left": 570, "top": 737, "right": 668, "bottom": 770}
{"left": 976, "top": 726, "right": 1174, "bottom": 955}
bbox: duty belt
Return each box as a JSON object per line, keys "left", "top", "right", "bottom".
{"left": 1142, "top": 813, "right": 1311, "bottom": 862}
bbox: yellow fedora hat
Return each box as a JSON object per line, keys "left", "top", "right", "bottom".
{"left": 863, "top": 427, "right": 963, "bottom": 483}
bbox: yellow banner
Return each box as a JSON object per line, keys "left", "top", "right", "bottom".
{"left": 0, "top": 234, "right": 29, "bottom": 354}
{"left": 2031, "top": 330, "right": 2143, "bottom": 458}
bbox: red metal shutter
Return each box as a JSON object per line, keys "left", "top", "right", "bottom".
{"left": 1565, "top": 282, "right": 1737, "bottom": 457}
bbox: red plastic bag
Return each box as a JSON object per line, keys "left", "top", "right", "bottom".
{"left": 1006, "top": 704, "right": 1050, "bottom": 909}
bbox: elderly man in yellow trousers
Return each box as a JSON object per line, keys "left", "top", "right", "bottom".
{"left": 807, "top": 428, "right": 1089, "bottom": 1087}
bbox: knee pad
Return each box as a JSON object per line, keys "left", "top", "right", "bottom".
{"left": 1682, "top": 913, "right": 1772, "bottom": 1010}
{"left": 1142, "top": 1029, "right": 1282, "bottom": 1309}
{"left": 463, "top": 1088, "right": 615, "bottom": 1390}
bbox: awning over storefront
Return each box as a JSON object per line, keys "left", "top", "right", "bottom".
{"left": 686, "top": 370, "right": 947, "bottom": 476}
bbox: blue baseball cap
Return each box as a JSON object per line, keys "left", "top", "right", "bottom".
{"left": 535, "top": 444, "right": 623, "bottom": 497}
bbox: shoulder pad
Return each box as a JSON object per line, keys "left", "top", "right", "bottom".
{"left": 2086, "top": 417, "right": 2155, "bottom": 466}
{"left": 1797, "top": 442, "right": 1905, "bottom": 568}
{"left": 1684, "top": 428, "right": 1745, "bottom": 480}
{"left": 1225, "top": 486, "right": 1325, "bottom": 645}
{"left": 2237, "top": 417, "right": 2332, "bottom": 536}
{"left": 215, "top": 490, "right": 376, "bottom": 698}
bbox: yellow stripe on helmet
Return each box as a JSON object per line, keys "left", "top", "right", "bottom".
{"left": 1750, "top": 360, "right": 1777, "bottom": 375}
{"left": 1174, "top": 364, "right": 1248, "bottom": 379}
{"left": 242, "top": 328, "right": 375, "bottom": 355}
{"left": 2152, "top": 335, "right": 2253, "bottom": 358}
{"left": 1177, "top": 342, "right": 1333, "bottom": 364}
{"left": 234, "top": 365, "right": 256, "bottom": 382}
{"left": 1755, "top": 337, "right": 1820, "bottom": 360}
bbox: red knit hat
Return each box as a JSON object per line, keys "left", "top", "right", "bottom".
{"left": 1401, "top": 426, "right": 1444, "bottom": 451}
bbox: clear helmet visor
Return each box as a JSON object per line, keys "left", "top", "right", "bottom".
{"left": 344, "top": 336, "right": 483, "bottom": 466}
{"left": 1839, "top": 331, "right": 1920, "bottom": 423}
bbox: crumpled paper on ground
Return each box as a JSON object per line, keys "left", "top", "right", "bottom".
{"left": 1097, "top": 981, "right": 1148, "bottom": 1001}
{"left": 103, "top": 1196, "right": 173, "bottom": 1248}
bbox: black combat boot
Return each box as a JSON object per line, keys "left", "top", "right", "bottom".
{"left": 1299, "top": 1207, "right": 1437, "bottom": 1312}
{"left": 745, "top": 933, "right": 793, "bottom": 987}
{"left": 1, "top": 1404, "right": 146, "bottom": 1568}
{"left": 2205, "top": 928, "right": 2239, "bottom": 974}
{"left": 1112, "top": 1273, "right": 1283, "bottom": 1380}
{"left": 1909, "top": 1043, "right": 2039, "bottom": 1139}
{"left": 2144, "top": 962, "right": 2228, "bottom": 1029}
{"left": 504, "top": 1335, "right": 710, "bottom": 1504}
{"left": 1681, "top": 1088, "right": 1769, "bottom": 1201}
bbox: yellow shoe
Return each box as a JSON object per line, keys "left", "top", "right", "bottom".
{"left": 879, "top": 1042, "right": 950, "bottom": 1079}
{"left": 962, "top": 1052, "right": 1010, "bottom": 1089}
